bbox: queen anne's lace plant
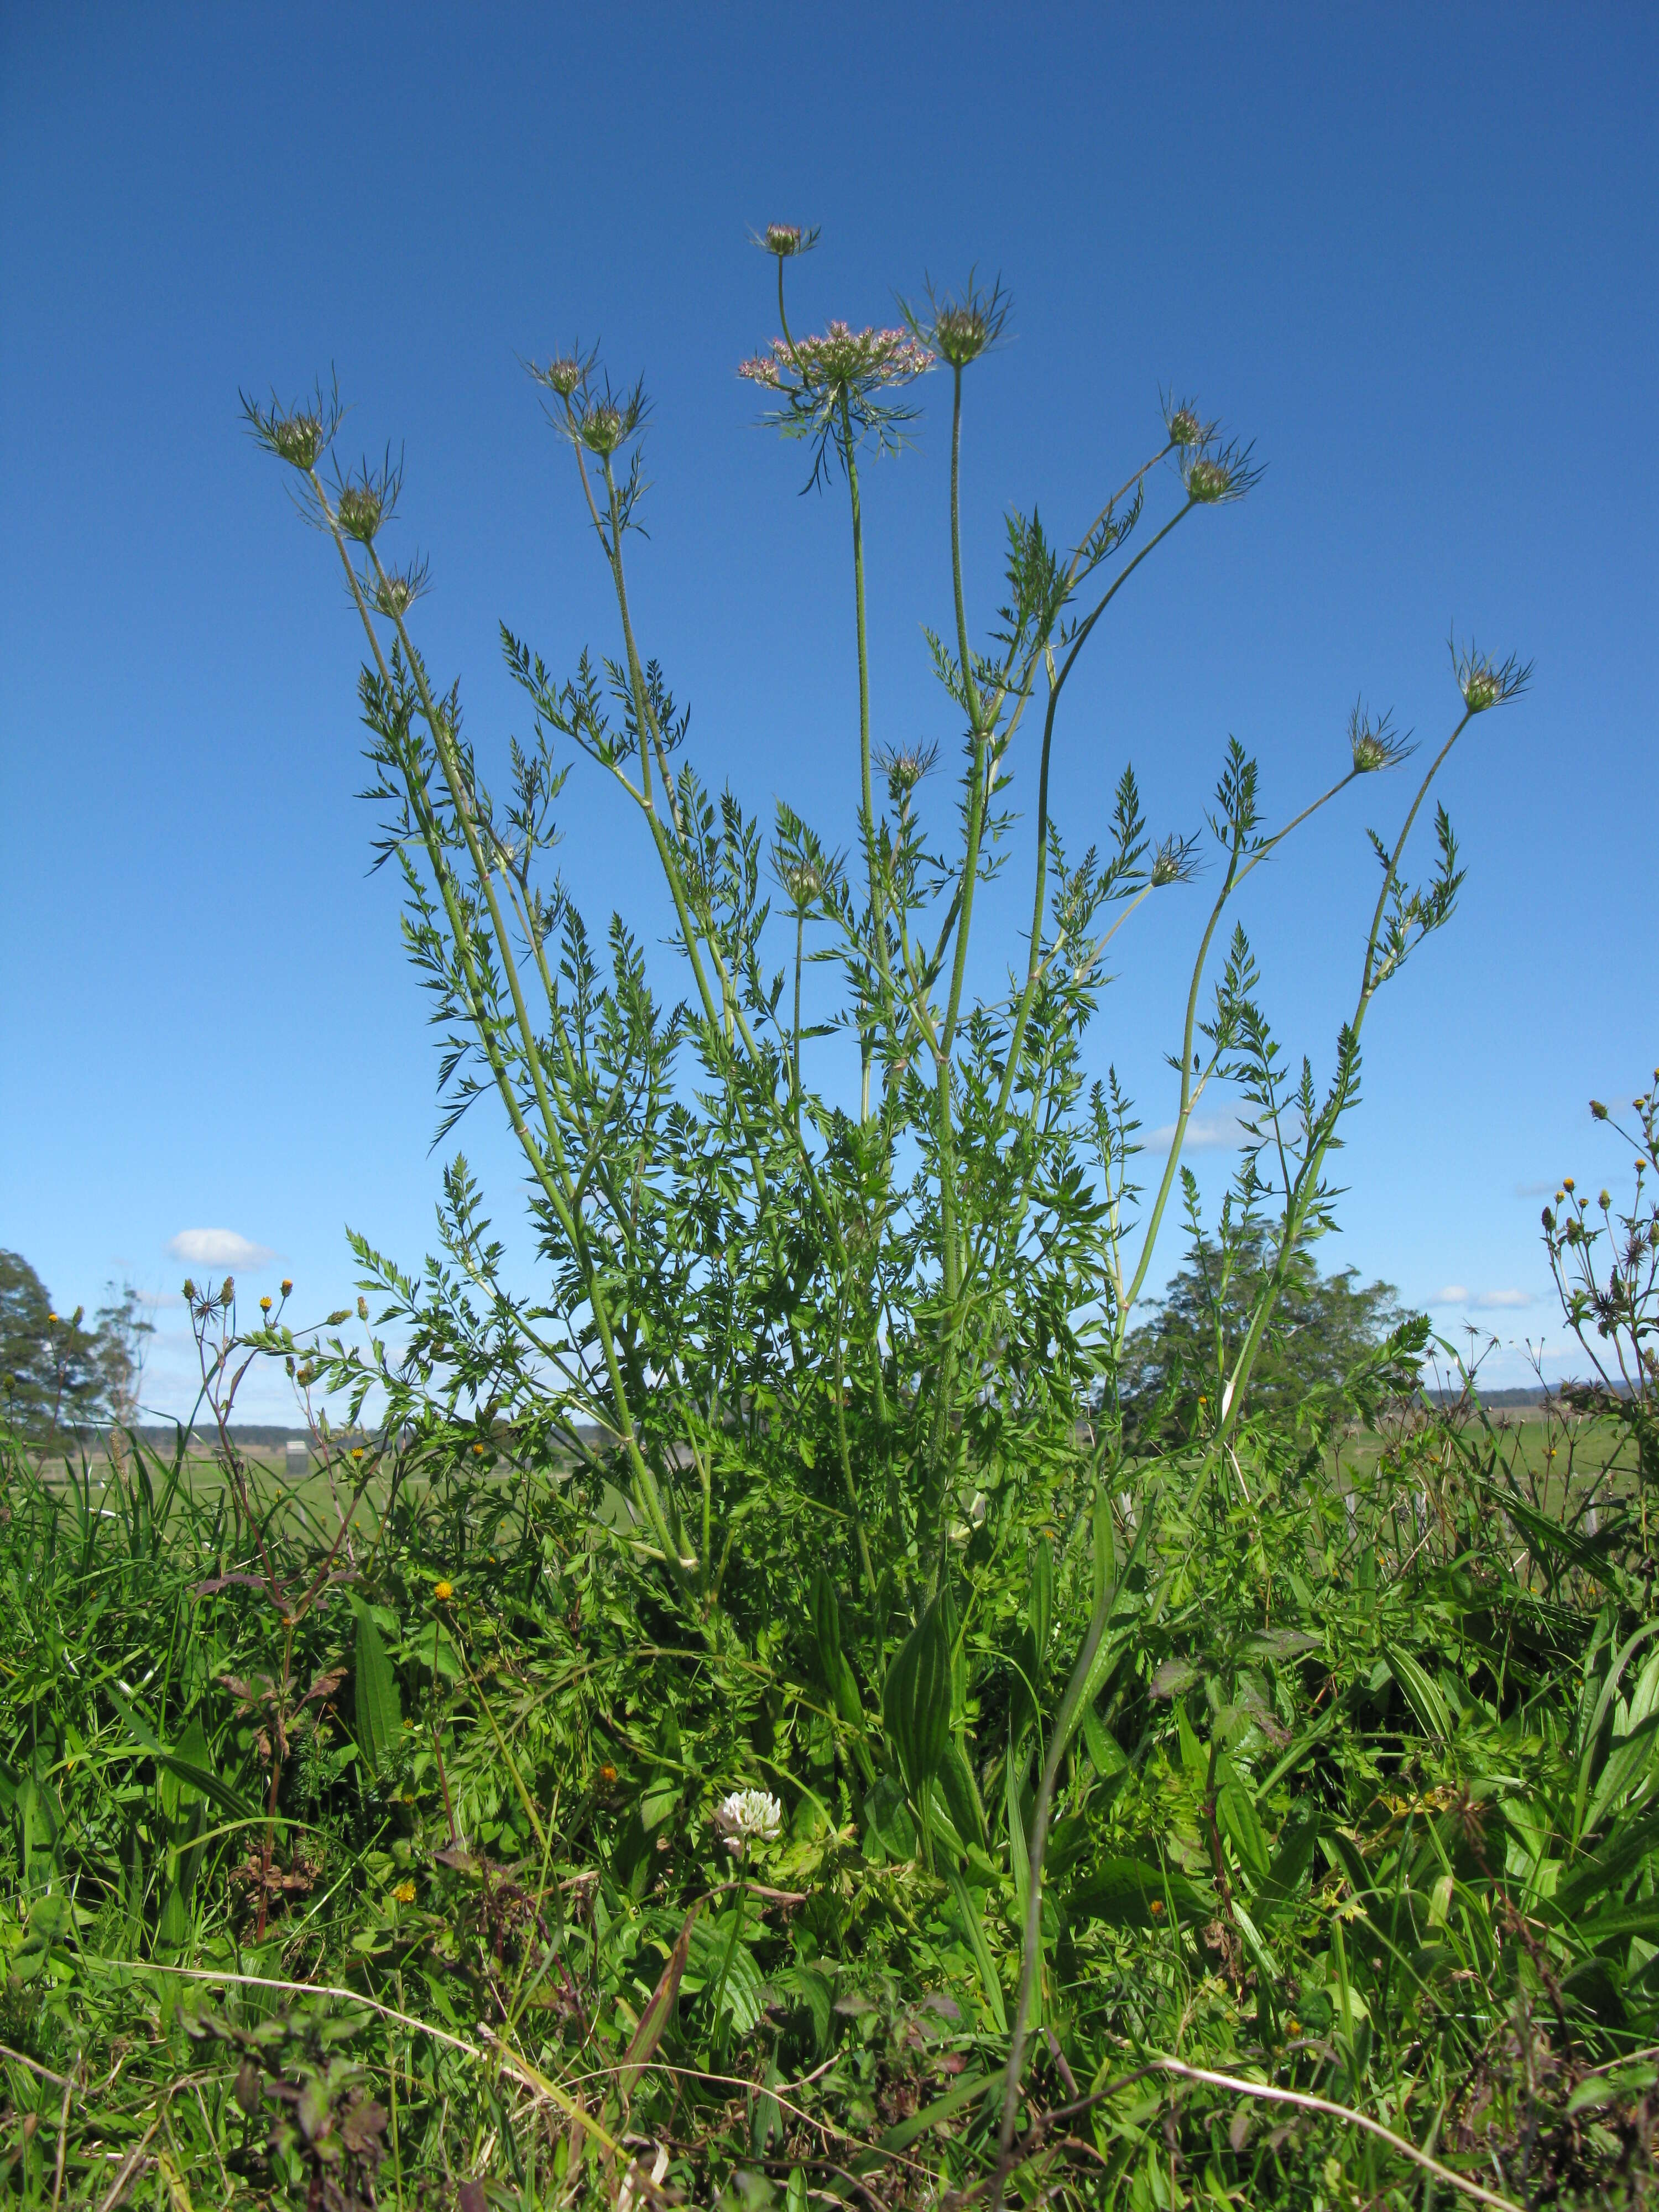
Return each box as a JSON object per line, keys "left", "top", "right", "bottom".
{"left": 713, "top": 1788, "right": 782, "bottom": 1854}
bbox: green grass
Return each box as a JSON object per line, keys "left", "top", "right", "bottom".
{"left": 4, "top": 1411, "right": 1659, "bottom": 2209}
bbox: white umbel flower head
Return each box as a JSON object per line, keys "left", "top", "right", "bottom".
{"left": 713, "top": 1788, "right": 783, "bottom": 1854}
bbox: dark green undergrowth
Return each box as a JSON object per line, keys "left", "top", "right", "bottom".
{"left": 4, "top": 1394, "right": 1659, "bottom": 2209}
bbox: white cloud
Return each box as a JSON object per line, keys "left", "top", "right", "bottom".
{"left": 1473, "top": 1288, "right": 1534, "bottom": 1310}
{"left": 166, "top": 1228, "right": 275, "bottom": 1270}
{"left": 1514, "top": 1181, "right": 1554, "bottom": 1198}
{"left": 1150, "top": 1112, "right": 1245, "bottom": 1153}
{"left": 1430, "top": 1285, "right": 1469, "bottom": 1306}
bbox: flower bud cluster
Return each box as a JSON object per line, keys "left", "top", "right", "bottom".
{"left": 337, "top": 484, "right": 383, "bottom": 542}
{"left": 272, "top": 413, "right": 325, "bottom": 469}
{"left": 1452, "top": 639, "right": 1531, "bottom": 714}
{"left": 758, "top": 222, "right": 819, "bottom": 259}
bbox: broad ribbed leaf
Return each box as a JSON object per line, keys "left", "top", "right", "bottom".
{"left": 1383, "top": 1644, "right": 1452, "bottom": 1742}
{"left": 938, "top": 1735, "right": 987, "bottom": 1850}
{"left": 354, "top": 1603, "right": 403, "bottom": 1775}
{"left": 619, "top": 1903, "right": 697, "bottom": 2091}
{"left": 883, "top": 1592, "right": 952, "bottom": 1809}
{"left": 1217, "top": 1771, "right": 1271, "bottom": 1882}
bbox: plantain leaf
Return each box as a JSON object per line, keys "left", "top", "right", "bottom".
{"left": 1217, "top": 1770, "right": 1272, "bottom": 1883}
{"left": 1383, "top": 1643, "right": 1452, "bottom": 1743}
{"left": 353, "top": 1599, "right": 403, "bottom": 1776}
{"left": 883, "top": 1590, "right": 953, "bottom": 1848}
{"left": 1093, "top": 1481, "right": 1116, "bottom": 1610}
{"left": 937, "top": 1735, "right": 987, "bottom": 1851}
{"left": 1030, "top": 1535, "right": 1053, "bottom": 1663}
{"left": 943, "top": 1867, "right": 1007, "bottom": 2033}
{"left": 618, "top": 1903, "right": 697, "bottom": 2093}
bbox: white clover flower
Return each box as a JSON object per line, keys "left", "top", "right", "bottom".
{"left": 713, "top": 1788, "right": 783, "bottom": 1854}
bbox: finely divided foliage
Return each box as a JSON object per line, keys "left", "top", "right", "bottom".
{"left": 13, "top": 233, "right": 1659, "bottom": 2210}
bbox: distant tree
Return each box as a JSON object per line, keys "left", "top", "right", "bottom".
{"left": 0, "top": 1249, "right": 153, "bottom": 1438}
{"left": 1117, "top": 1234, "right": 1422, "bottom": 1443}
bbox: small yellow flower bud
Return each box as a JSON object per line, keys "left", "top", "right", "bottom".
{"left": 260, "top": 1296, "right": 273, "bottom": 1312}
{"left": 434, "top": 1580, "right": 453, "bottom": 1601}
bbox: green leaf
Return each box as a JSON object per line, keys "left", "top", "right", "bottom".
{"left": 157, "top": 1753, "right": 255, "bottom": 1824}
{"left": 872, "top": 2070, "right": 995, "bottom": 2155}
{"left": 937, "top": 1735, "right": 987, "bottom": 1851}
{"left": 1383, "top": 1643, "right": 1452, "bottom": 1743}
{"left": 1256, "top": 1802, "right": 1319, "bottom": 1924}
{"left": 943, "top": 1868, "right": 1007, "bottom": 2033}
{"left": 353, "top": 1600, "right": 403, "bottom": 1776}
{"left": 883, "top": 1591, "right": 953, "bottom": 1845}
{"left": 1584, "top": 1710, "right": 1659, "bottom": 1839}
{"left": 1093, "top": 1482, "right": 1116, "bottom": 1609}
{"left": 619, "top": 1904, "right": 697, "bottom": 2092}
{"left": 1556, "top": 1804, "right": 1659, "bottom": 1919}
{"left": 1082, "top": 1706, "right": 1125, "bottom": 1780}
{"left": 1217, "top": 1771, "right": 1271, "bottom": 1883}
{"left": 1030, "top": 1535, "right": 1053, "bottom": 1662}
{"left": 1068, "top": 1856, "right": 1212, "bottom": 1929}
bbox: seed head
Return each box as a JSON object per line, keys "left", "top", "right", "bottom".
{"left": 1149, "top": 834, "right": 1201, "bottom": 887}
{"left": 874, "top": 740, "right": 939, "bottom": 805}
{"left": 757, "top": 222, "right": 818, "bottom": 259}
{"left": 1186, "top": 457, "right": 1230, "bottom": 503}
{"left": 182, "top": 1278, "right": 196, "bottom": 1301}
{"left": 1348, "top": 702, "right": 1412, "bottom": 775}
{"left": 272, "top": 413, "right": 325, "bottom": 469}
{"left": 336, "top": 484, "right": 382, "bottom": 542}
{"left": 936, "top": 305, "right": 990, "bottom": 366}
{"left": 220, "top": 1277, "right": 235, "bottom": 1306}
{"left": 1452, "top": 636, "right": 1531, "bottom": 714}
{"left": 1182, "top": 436, "right": 1260, "bottom": 507}
{"left": 1591, "top": 1099, "right": 1609, "bottom": 1119}
{"left": 1164, "top": 398, "right": 1206, "bottom": 447}
{"left": 578, "top": 403, "right": 624, "bottom": 455}
{"left": 781, "top": 857, "right": 826, "bottom": 905}
{"left": 713, "top": 1787, "right": 783, "bottom": 1853}
{"left": 1542, "top": 1206, "right": 1554, "bottom": 1230}
{"left": 900, "top": 274, "right": 1010, "bottom": 372}
{"left": 373, "top": 561, "right": 427, "bottom": 620}
{"left": 537, "top": 356, "right": 583, "bottom": 398}
{"left": 357, "top": 1295, "right": 369, "bottom": 1319}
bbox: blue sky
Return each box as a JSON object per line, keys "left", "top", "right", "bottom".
{"left": 2, "top": 2, "right": 1653, "bottom": 1419}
